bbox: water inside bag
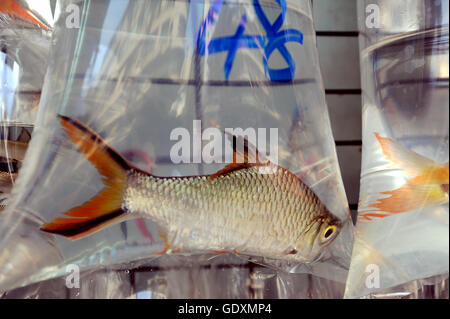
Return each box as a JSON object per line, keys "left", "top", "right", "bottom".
{"left": 0, "top": 0, "right": 353, "bottom": 293}
{"left": 345, "top": 0, "right": 449, "bottom": 298}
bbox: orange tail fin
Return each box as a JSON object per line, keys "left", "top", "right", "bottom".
{"left": 359, "top": 134, "right": 449, "bottom": 220}
{"left": 370, "top": 182, "right": 448, "bottom": 215}
{"left": 40, "top": 115, "right": 132, "bottom": 240}
{"left": 0, "top": 0, "right": 50, "bottom": 30}
{"left": 373, "top": 133, "right": 446, "bottom": 180}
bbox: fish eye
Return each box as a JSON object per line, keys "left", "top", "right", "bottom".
{"left": 321, "top": 225, "right": 337, "bottom": 242}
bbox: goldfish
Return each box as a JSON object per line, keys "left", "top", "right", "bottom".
{"left": 40, "top": 115, "right": 342, "bottom": 263}
{"left": 359, "top": 133, "right": 449, "bottom": 221}
{"left": 0, "top": 0, "right": 50, "bottom": 30}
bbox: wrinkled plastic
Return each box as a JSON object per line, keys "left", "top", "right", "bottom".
{"left": 359, "top": 275, "right": 449, "bottom": 299}
{"left": 0, "top": 0, "right": 352, "bottom": 293}
{"left": 0, "top": 2, "right": 53, "bottom": 208}
{"left": 2, "top": 254, "right": 348, "bottom": 299}
{"left": 2, "top": 256, "right": 448, "bottom": 299}
{"left": 345, "top": 0, "right": 449, "bottom": 298}
{"left": 0, "top": 0, "right": 54, "bottom": 126}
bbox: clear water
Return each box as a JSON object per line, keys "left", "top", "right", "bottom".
{"left": 0, "top": 0, "right": 352, "bottom": 293}
{"left": 346, "top": 0, "right": 449, "bottom": 298}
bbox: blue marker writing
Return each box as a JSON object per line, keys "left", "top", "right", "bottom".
{"left": 196, "top": 0, "right": 303, "bottom": 82}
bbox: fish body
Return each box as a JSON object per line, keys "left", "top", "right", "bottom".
{"left": 41, "top": 116, "right": 341, "bottom": 263}
{"left": 125, "top": 165, "right": 336, "bottom": 260}
{"left": 359, "top": 133, "right": 449, "bottom": 220}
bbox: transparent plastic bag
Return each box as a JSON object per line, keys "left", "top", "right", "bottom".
{"left": 0, "top": 0, "right": 352, "bottom": 293}
{"left": 345, "top": 0, "right": 449, "bottom": 298}
{"left": 3, "top": 261, "right": 447, "bottom": 299}
{"left": 359, "top": 275, "right": 449, "bottom": 299}
{"left": 1, "top": 0, "right": 54, "bottom": 124}
{"left": 1, "top": 254, "right": 347, "bottom": 299}
{"left": 0, "top": 2, "right": 53, "bottom": 209}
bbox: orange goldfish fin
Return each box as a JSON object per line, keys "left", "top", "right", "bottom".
{"left": 408, "top": 164, "right": 449, "bottom": 185}
{"left": 358, "top": 212, "right": 390, "bottom": 221}
{"left": 209, "top": 134, "right": 270, "bottom": 180}
{"left": 40, "top": 115, "right": 133, "bottom": 240}
{"left": 370, "top": 181, "right": 448, "bottom": 215}
{"left": 0, "top": 0, "right": 50, "bottom": 30}
{"left": 374, "top": 133, "right": 437, "bottom": 179}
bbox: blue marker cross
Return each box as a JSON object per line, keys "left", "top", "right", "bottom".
{"left": 196, "top": 0, "right": 303, "bottom": 82}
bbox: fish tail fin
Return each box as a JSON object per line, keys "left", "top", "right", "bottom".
{"left": 374, "top": 133, "right": 446, "bottom": 181}
{"left": 374, "top": 133, "right": 409, "bottom": 165}
{"left": 40, "top": 115, "right": 132, "bottom": 240}
{"left": 369, "top": 182, "right": 448, "bottom": 216}
{"left": 1, "top": 0, "right": 50, "bottom": 30}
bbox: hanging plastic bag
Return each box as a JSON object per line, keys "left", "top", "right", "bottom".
{"left": 2, "top": 254, "right": 348, "bottom": 299}
{"left": 0, "top": 1, "right": 54, "bottom": 209}
{"left": 0, "top": 0, "right": 352, "bottom": 293}
{"left": 3, "top": 256, "right": 447, "bottom": 298}
{"left": 345, "top": 0, "right": 449, "bottom": 298}
{"left": 358, "top": 275, "right": 449, "bottom": 299}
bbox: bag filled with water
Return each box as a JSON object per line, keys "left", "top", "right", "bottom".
{"left": 0, "top": 0, "right": 353, "bottom": 295}
{"left": 345, "top": 0, "right": 449, "bottom": 298}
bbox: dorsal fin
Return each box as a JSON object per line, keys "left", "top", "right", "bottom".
{"left": 208, "top": 133, "right": 270, "bottom": 180}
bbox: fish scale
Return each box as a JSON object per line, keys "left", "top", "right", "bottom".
{"left": 41, "top": 116, "right": 342, "bottom": 263}
{"left": 124, "top": 164, "right": 339, "bottom": 260}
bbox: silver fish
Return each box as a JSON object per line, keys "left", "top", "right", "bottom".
{"left": 41, "top": 116, "right": 341, "bottom": 263}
